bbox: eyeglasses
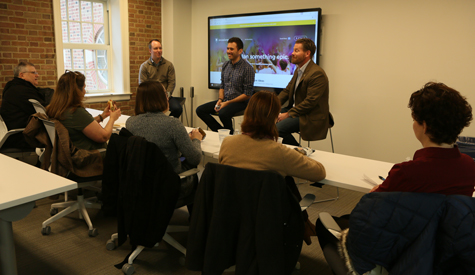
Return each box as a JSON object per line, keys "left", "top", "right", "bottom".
{"left": 23, "top": 71, "right": 38, "bottom": 75}
{"left": 65, "top": 70, "right": 79, "bottom": 75}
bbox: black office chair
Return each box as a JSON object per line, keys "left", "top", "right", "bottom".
{"left": 186, "top": 163, "right": 315, "bottom": 275}
{"left": 103, "top": 133, "right": 199, "bottom": 275}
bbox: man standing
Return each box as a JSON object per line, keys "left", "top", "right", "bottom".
{"left": 196, "top": 37, "right": 255, "bottom": 134}
{"left": 1, "top": 61, "right": 47, "bottom": 149}
{"left": 139, "top": 39, "right": 182, "bottom": 118}
{"left": 276, "top": 38, "right": 330, "bottom": 146}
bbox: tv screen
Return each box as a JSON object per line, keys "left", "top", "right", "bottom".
{"left": 208, "top": 8, "right": 322, "bottom": 90}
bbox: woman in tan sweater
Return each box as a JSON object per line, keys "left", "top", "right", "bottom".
{"left": 219, "top": 91, "right": 326, "bottom": 245}
{"left": 219, "top": 91, "right": 326, "bottom": 182}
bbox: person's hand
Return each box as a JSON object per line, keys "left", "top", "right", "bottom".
{"left": 277, "top": 112, "right": 290, "bottom": 122}
{"left": 189, "top": 129, "right": 203, "bottom": 141}
{"left": 101, "top": 100, "right": 117, "bottom": 119}
{"left": 214, "top": 101, "right": 223, "bottom": 112}
{"left": 369, "top": 184, "right": 380, "bottom": 193}
{"left": 219, "top": 101, "right": 230, "bottom": 111}
{"left": 109, "top": 108, "right": 121, "bottom": 123}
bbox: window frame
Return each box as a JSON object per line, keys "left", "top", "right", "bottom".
{"left": 53, "top": 0, "right": 131, "bottom": 102}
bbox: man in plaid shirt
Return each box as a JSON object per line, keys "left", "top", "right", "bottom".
{"left": 196, "top": 37, "right": 255, "bottom": 134}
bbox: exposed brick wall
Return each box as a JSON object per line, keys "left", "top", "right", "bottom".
{"left": 0, "top": 0, "right": 161, "bottom": 116}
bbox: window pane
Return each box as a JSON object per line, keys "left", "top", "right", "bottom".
{"left": 98, "top": 70, "right": 108, "bottom": 89}
{"left": 94, "top": 24, "right": 104, "bottom": 44}
{"left": 85, "top": 49, "right": 96, "bottom": 69}
{"left": 69, "top": 22, "right": 81, "bottom": 43}
{"left": 81, "top": 1, "right": 92, "bottom": 22}
{"left": 62, "top": 22, "right": 69, "bottom": 43}
{"left": 60, "top": 0, "right": 67, "bottom": 20}
{"left": 63, "top": 49, "right": 72, "bottom": 70}
{"left": 72, "top": 49, "right": 84, "bottom": 69}
{"left": 68, "top": 0, "right": 80, "bottom": 21}
{"left": 86, "top": 70, "right": 98, "bottom": 91}
{"left": 82, "top": 23, "right": 93, "bottom": 43}
{"left": 93, "top": 2, "right": 103, "bottom": 23}
{"left": 97, "top": 49, "right": 107, "bottom": 69}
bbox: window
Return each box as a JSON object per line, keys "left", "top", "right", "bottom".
{"left": 53, "top": 0, "right": 131, "bottom": 101}
{"left": 59, "top": 0, "right": 109, "bottom": 93}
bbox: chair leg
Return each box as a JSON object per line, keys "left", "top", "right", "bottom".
{"left": 312, "top": 187, "right": 340, "bottom": 204}
{"left": 128, "top": 246, "right": 145, "bottom": 264}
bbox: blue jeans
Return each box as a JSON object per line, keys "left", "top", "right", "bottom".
{"left": 276, "top": 107, "right": 300, "bottom": 146}
{"left": 196, "top": 100, "right": 248, "bottom": 134}
{"left": 169, "top": 96, "right": 183, "bottom": 118}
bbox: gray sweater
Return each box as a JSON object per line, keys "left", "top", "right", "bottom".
{"left": 126, "top": 112, "right": 202, "bottom": 173}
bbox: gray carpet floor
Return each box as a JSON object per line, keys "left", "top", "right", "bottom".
{"left": 12, "top": 176, "right": 364, "bottom": 275}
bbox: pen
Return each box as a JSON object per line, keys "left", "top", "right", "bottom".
{"left": 379, "top": 176, "right": 386, "bottom": 181}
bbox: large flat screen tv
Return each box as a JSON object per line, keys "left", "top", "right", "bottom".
{"left": 208, "top": 8, "right": 322, "bottom": 90}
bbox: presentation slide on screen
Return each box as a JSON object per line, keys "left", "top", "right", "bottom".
{"left": 209, "top": 11, "right": 319, "bottom": 89}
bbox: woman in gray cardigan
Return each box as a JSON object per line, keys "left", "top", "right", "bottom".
{"left": 126, "top": 81, "right": 203, "bottom": 173}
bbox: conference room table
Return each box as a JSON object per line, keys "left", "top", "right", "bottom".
{"left": 0, "top": 154, "right": 77, "bottom": 275}
{"left": 89, "top": 108, "right": 394, "bottom": 194}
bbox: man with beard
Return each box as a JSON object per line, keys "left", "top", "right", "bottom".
{"left": 196, "top": 37, "right": 255, "bottom": 134}
{"left": 276, "top": 38, "right": 330, "bottom": 146}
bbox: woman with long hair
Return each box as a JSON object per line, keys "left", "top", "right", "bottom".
{"left": 46, "top": 70, "right": 121, "bottom": 150}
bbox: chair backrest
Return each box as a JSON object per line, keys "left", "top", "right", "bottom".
{"left": 0, "top": 115, "right": 9, "bottom": 147}
{"left": 29, "top": 99, "right": 47, "bottom": 115}
{"left": 186, "top": 162, "right": 303, "bottom": 275}
{"left": 38, "top": 117, "right": 56, "bottom": 147}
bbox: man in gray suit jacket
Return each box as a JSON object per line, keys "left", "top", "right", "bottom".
{"left": 277, "top": 38, "right": 330, "bottom": 146}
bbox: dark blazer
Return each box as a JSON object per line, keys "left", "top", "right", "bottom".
{"left": 1, "top": 77, "right": 47, "bottom": 148}
{"left": 278, "top": 60, "right": 330, "bottom": 141}
{"left": 186, "top": 163, "right": 304, "bottom": 275}
{"left": 103, "top": 132, "right": 181, "bottom": 248}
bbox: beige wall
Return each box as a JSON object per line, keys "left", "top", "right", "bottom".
{"left": 184, "top": 0, "right": 475, "bottom": 163}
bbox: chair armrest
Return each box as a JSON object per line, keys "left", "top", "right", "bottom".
{"left": 178, "top": 168, "right": 200, "bottom": 179}
{"left": 319, "top": 212, "right": 342, "bottom": 238}
{"left": 0, "top": 128, "right": 26, "bottom": 148}
{"left": 300, "top": 193, "right": 315, "bottom": 211}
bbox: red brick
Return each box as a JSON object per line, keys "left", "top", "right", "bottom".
{"left": 28, "top": 48, "right": 44, "bottom": 53}
{"left": 9, "top": 17, "right": 27, "bottom": 23}
{"left": 12, "top": 53, "right": 30, "bottom": 58}
{"left": 9, "top": 4, "right": 28, "bottom": 12}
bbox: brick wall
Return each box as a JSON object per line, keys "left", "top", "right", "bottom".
{"left": 0, "top": 0, "right": 161, "bottom": 116}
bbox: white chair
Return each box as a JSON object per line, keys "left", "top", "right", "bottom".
{"left": 28, "top": 98, "right": 47, "bottom": 114}
{"left": 38, "top": 117, "right": 103, "bottom": 237}
{"left": 0, "top": 114, "right": 34, "bottom": 160}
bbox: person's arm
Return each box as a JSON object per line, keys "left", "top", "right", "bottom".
{"left": 280, "top": 144, "right": 326, "bottom": 182}
{"left": 167, "top": 63, "right": 176, "bottom": 96}
{"left": 174, "top": 124, "right": 202, "bottom": 166}
{"left": 82, "top": 108, "right": 121, "bottom": 143}
{"left": 288, "top": 69, "right": 328, "bottom": 117}
{"left": 214, "top": 89, "right": 226, "bottom": 112}
{"left": 371, "top": 164, "right": 403, "bottom": 193}
{"left": 219, "top": 94, "right": 250, "bottom": 110}
{"left": 138, "top": 63, "right": 148, "bottom": 84}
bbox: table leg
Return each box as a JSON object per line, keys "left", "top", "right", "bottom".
{"left": 0, "top": 201, "right": 35, "bottom": 275}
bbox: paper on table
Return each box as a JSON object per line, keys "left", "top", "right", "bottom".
{"left": 362, "top": 174, "right": 379, "bottom": 186}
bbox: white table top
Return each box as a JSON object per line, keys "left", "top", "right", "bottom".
{"left": 87, "top": 108, "right": 394, "bottom": 193}
{"left": 0, "top": 154, "right": 77, "bottom": 211}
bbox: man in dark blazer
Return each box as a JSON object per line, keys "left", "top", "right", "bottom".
{"left": 277, "top": 38, "right": 330, "bottom": 146}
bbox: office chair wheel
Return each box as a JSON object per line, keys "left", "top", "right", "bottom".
{"left": 88, "top": 228, "right": 98, "bottom": 237}
{"left": 41, "top": 226, "right": 51, "bottom": 235}
{"left": 50, "top": 208, "right": 58, "bottom": 216}
{"left": 122, "top": 263, "right": 135, "bottom": 275}
{"left": 106, "top": 239, "right": 117, "bottom": 250}
{"left": 179, "top": 256, "right": 186, "bottom": 266}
